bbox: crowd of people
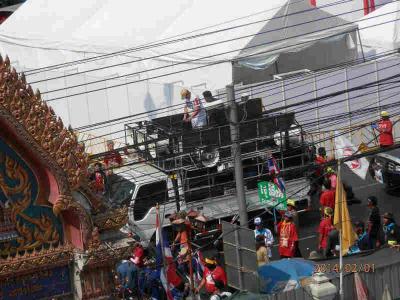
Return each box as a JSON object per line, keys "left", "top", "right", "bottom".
{"left": 255, "top": 118, "right": 398, "bottom": 263}
{"left": 114, "top": 242, "right": 163, "bottom": 300}
{"left": 114, "top": 210, "right": 231, "bottom": 300}
{"left": 311, "top": 137, "right": 399, "bottom": 258}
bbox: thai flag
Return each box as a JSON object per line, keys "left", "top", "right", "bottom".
{"left": 267, "top": 156, "right": 280, "bottom": 175}
{"left": 193, "top": 251, "right": 204, "bottom": 284}
{"left": 274, "top": 176, "right": 286, "bottom": 193}
{"left": 156, "top": 209, "right": 183, "bottom": 300}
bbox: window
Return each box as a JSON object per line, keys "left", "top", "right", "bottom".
{"left": 110, "top": 176, "right": 136, "bottom": 206}
{"left": 133, "top": 181, "right": 167, "bottom": 221}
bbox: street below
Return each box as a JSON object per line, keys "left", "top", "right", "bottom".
{"left": 270, "top": 164, "right": 399, "bottom": 259}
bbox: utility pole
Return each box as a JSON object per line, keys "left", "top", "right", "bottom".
{"left": 226, "top": 84, "right": 248, "bottom": 228}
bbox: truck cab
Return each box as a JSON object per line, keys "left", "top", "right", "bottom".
{"left": 110, "top": 163, "right": 182, "bottom": 244}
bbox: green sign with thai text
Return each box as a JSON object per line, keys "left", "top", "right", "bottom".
{"left": 258, "top": 181, "right": 287, "bottom": 210}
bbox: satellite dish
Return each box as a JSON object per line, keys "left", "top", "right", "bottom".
{"left": 199, "top": 147, "right": 220, "bottom": 168}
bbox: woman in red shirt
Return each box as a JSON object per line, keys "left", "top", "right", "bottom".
{"left": 318, "top": 207, "right": 334, "bottom": 256}
{"left": 277, "top": 212, "right": 298, "bottom": 258}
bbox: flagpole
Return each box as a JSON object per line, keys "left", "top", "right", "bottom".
{"left": 187, "top": 226, "right": 195, "bottom": 296}
{"left": 156, "top": 204, "right": 168, "bottom": 275}
{"left": 338, "top": 162, "right": 344, "bottom": 300}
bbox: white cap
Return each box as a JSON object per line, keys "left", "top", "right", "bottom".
{"left": 254, "top": 217, "right": 262, "bottom": 225}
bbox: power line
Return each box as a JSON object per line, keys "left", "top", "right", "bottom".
{"left": 75, "top": 49, "right": 399, "bottom": 134}
{"left": 78, "top": 58, "right": 400, "bottom": 146}
{"left": 42, "top": 14, "right": 400, "bottom": 102}
{"left": 85, "top": 75, "right": 400, "bottom": 161}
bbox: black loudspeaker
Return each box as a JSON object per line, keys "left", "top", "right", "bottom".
{"left": 239, "top": 120, "right": 258, "bottom": 140}
{"left": 208, "top": 106, "right": 227, "bottom": 126}
{"left": 258, "top": 118, "right": 277, "bottom": 137}
{"left": 276, "top": 113, "right": 295, "bottom": 131}
{"left": 258, "top": 113, "right": 295, "bottom": 137}
{"left": 238, "top": 98, "right": 262, "bottom": 120}
{"left": 151, "top": 113, "right": 186, "bottom": 133}
{"left": 201, "top": 127, "right": 220, "bottom": 147}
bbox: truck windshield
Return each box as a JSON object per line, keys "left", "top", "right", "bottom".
{"left": 133, "top": 180, "right": 167, "bottom": 221}
{"left": 109, "top": 175, "right": 136, "bottom": 206}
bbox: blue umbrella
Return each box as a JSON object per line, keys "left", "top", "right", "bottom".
{"left": 258, "top": 259, "right": 315, "bottom": 294}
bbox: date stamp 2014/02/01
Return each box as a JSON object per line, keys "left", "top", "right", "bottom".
{"left": 314, "top": 263, "right": 375, "bottom": 273}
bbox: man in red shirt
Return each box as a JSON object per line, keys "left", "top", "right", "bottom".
{"left": 320, "top": 181, "right": 335, "bottom": 212}
{"left": 318, "top": 207, "right": 334, "bottom": 256}
{"left": 131, "top": 242, "right": 144, "bottom": 268}
{"left": 372, "top": 111, "right": 394, "bottom": 147}
{"left": 277, "top": 212, "right": 299, "bottom": 258}
{"left": 315, "top": 147, "right": 327, "bottom": 177}
{"left": 195, "top": 257, "right": 227, "bottom": 295}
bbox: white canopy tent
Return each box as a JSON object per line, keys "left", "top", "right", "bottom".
{"left": 357, "top": 1, "right": 400, "bottom": 55}
{"left": 0, "top": 0, "right": 358, "bottom": 141}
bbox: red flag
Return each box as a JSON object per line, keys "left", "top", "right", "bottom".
{"left": 363, "top": 0, "right": 376, "bottom": 15}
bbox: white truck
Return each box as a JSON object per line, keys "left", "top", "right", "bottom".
{"left": 112, "top": 162, "right": 309, "bottom": 245}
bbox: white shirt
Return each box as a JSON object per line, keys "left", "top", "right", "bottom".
{"left": 185, "top": 97, "right": 207, "bottom": 128}
{"left": 254, "top": 228, "right": 274, "bottom": 258}
{"left": 210, "top": 292, "right": 232, "bottom": 300}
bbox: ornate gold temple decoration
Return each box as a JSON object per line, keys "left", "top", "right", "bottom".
{"left": 87, "top": 227, "right": 101, "bottom": 250}
{"left": 0, "top": 154, "right": 60, "bottom": 251}
{"left": 0, "top": 244, "right": 73, "bottom": 278}
{"left": 93, "top": 207, "right": 128, "bottom": 232}
{"left": 85, "top": 243, "right": 133, "bottom": 268}
{"left": 0, "top": 55, "right": 89, "bottom": 214}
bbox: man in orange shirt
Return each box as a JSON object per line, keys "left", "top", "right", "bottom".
{"left": 172, "top": 218, "right": 190, "bottom": 251}
{"left": 372, "top": 111, "right": 394, "bottom": 147}
{"left": 277, "top": 212, "right": 299, "bottom": 258}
